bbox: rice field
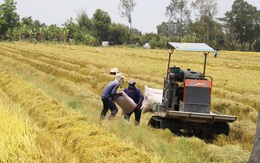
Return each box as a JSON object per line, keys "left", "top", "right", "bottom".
{"left": 0, "top": 41, "right": 259, "bottom": 162}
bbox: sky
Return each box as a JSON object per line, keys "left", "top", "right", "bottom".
{"left": 1, "top": 0, "right": 260, "bottom": 34}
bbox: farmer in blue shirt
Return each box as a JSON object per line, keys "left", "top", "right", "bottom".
{"left": 123, "top": 79, "right": 144, "bottom": 125}
{"left": 214, "top": 49, "right": 218, "bottom": 58}
{"left": 100, "top": 73, "right": 124, "bottom": 120}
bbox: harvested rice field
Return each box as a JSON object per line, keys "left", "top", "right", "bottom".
{"left": 0, "top": 41, "right": 259, "bottom": 162}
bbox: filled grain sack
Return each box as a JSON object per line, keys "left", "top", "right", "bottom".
{"left": 141, "top": 86, "right": 163, "bottom": 113}
{"left": 115, "top": 91, "right": 137, "bottom": 115}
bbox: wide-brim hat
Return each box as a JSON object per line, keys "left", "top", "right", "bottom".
{"left": 115, "top": 73, "right": 124, "bottom": 81}
{"left": 128, "top": 79, "right": 136, "bottom": 85}
{"left": 109, "top": 67, "right": 119, "bottom": 75}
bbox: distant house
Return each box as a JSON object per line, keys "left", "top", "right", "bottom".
{"left": 102, "top": 41, "right": 109, "bottom": 46}
{"left": 144, "top": 43, "right": 151, "bottom": 48}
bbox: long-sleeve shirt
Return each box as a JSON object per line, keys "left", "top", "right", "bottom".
{"left": 101, "top": 80, "right": 120, "bottom": 100}
{"left": 123, "top": 87, "right": 144, "bottom": 108}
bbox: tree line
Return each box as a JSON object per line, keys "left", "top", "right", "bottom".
{"left": 0, "top": 0, "right": 260, "bottom": 51}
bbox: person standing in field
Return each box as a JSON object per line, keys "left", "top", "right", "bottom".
{"left": 100, "top": 73, "right": 124, "bottom": 120}
{"left": 123, "top": 79, "right": 144, "bottom": 125}
{"left": 214, "top": 49, "right": 218, "bottom": 58}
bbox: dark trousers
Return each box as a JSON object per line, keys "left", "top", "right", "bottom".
{"left": 101, "top": 98, "right": 118, "bottom": 119}
{"left": 124, "top": 107, "right": 142, "bottom": 125}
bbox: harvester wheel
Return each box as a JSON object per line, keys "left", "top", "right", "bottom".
{"left": 209, "top": 122, "right": 229, "bottom": 138}
{"left": 148, "top": 116, "right": 181, "bottom": 135}
{"left": 148, "top": 116, "right": 161, "bottom": 129}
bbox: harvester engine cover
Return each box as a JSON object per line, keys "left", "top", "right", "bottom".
{"left": 180, "top": 79, "right": 212, "bottom": 113}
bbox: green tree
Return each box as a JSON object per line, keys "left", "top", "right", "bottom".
{"left": 231, "top": 0, "right": 258, "bottom": 50}
{"left": 181, "top": 33, "right": 197, "bottom": 43}
{"left": 19, "top": 16, "right": 46, "bottom": 41}
{"left": 254, "top": 37, "right": 260, "bottom": 52}
{"left": 131, "top": 28, "right": 141, "bottom": 36}
{"left": 108, "top": 23, "right": 129, "bottom": 45}
{"left": 76, "top": 10, "right": 92, "bottom": 31}
{"left": 21, "top": 16, "right": 33, "bottom": 26}
{"left": 191, "top": 0, "right": 218, "bottom": 19}
{"left": 139, "top": 33, "right": 160, "bottom": 48}
{"left": 189, "top": 20, "right": 207, "bottom": 42}
{"left": 211, "top": 22, "right": 225, "bottom": 49}
{"left": 73, "top": 10, "right": 95, "bottom": 44}
{"left": 118, "top": 0, "right": 136, "bottom": 30}
{"left": 165, "top": 0, "right": 191, "bottom": 37}
{"left": 191, "top": 0, "right": 218, "bottom": 44}
{"left": 92, "top": 9, "right": 111, "bottom": 42}
{"left": 253, "top": 11, "right": 260, "bottom": 51}
{"left": 157, "top": 36, "right": 170, "bottom": 48}
{"left": 63, "top": 17, "right": 77, "bottom": 40}
{"left": 157, "top": 21, "right": 178, "bottom": 37}
{"left": 219, "top": 0, "right": 259, "bottom": 51}
{"left": 0, "top": 0, "right": 20, "bottom": 39}
{"left": 217, "top": 13, "right": 238, "bottom": 50}
{"left": 130, "top": 28, "right": 142, "bottom": 45}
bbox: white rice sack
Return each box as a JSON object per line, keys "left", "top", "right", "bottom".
{"left": 141, "top": 94, "right": 156, "bottom": 113}
{"left": 115, "top": 92, "right": 137, "bottom": 115}
{"left": 141, "top": 86, "right": 163, "bottom": 113}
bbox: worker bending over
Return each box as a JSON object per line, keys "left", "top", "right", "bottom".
{"left": 100, "top": 73, "right": 124, "bottom": 120}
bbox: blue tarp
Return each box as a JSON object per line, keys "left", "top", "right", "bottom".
{"left": 168, "top": 42, "right": 214, "bottom": 52}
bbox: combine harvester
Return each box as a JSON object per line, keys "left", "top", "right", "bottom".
{"left": 148, "top": 42, "right": 237, "bottom": 139}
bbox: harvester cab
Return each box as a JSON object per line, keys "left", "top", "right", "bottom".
{"left": 148, "top": 42, "right": 237, "bottom": 139}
